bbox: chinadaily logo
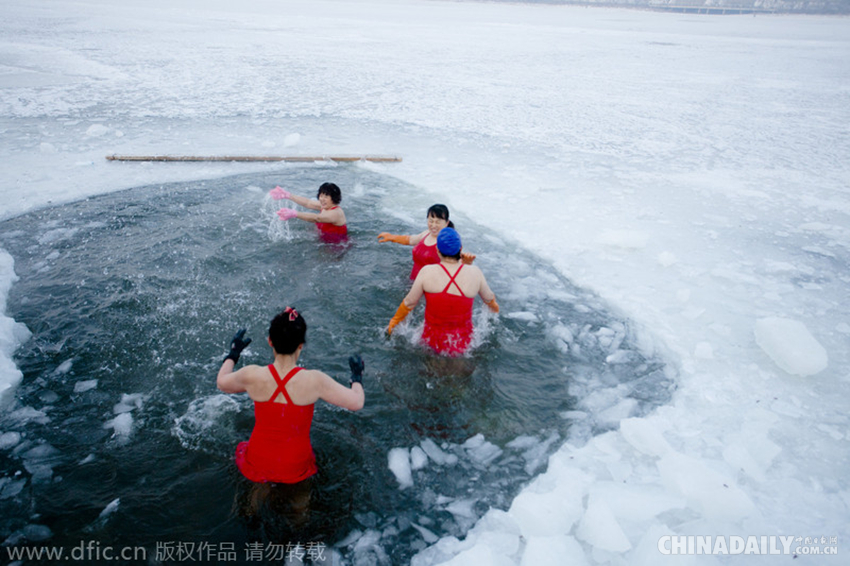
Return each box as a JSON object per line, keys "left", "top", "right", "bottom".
{"left": 658, "top": 535, "right": 838, "bottom": 556}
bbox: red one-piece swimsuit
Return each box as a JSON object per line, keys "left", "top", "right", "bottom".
{"left": 410, "top": 239, "right": 440, "bottom": 280}
{"left": 422, "top": 264, "right": 475, "bottom": 356}
{"left": 316, "top": 206, "right": 348, "bottom": 243}
{"left": 235, "top": 365, "right": 318, "bottom": 483}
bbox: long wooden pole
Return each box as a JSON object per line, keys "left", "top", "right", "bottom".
{"left": 106, "top": 154, "right": 401, "bottom": 163}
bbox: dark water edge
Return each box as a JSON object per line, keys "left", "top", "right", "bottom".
{"left": 0, "top": 165, "right": 674, "bottom": 565}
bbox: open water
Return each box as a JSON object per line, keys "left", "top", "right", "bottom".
{"left": 0, "top": 165, "right": 673, "bottom": 564}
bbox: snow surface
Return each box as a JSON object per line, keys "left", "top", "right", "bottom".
{"left": 1, "top": 0, "right": 848, "bottom": 563}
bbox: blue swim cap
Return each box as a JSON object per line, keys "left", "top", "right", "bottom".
{"left": 437, "top": 227, "right": 462, "bottom": 256}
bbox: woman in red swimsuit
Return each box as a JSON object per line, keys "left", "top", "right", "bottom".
{"left": 377, "top": 204, "right": 475, "bottom": 280}
{"left": 386, "top": 227, "right": 499, "bottom": 356}
{"left": 271, "top": 182, "right": 348, "bottom": 243}
{"left": 216, "top": 307, "right": 365, "bottom": 484}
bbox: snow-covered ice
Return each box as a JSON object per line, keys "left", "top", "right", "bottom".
{"left": 1, "top": 0, "right": 848, "bottom": 563}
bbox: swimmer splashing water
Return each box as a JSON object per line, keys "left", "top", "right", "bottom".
{"left": 386, "top": 227, "right": 499, "bottom": 356}
{"left": 271, "top": 183, "right": 348, "bottom": 243}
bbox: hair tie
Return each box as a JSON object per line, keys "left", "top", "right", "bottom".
{"left": 284, "top": 306, "right": 299, "bottom": 321}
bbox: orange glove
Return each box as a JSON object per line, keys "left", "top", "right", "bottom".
{"left": 387, "top": 301, "right": 412, "bottom": 335}
{"left": 461, "top": 252, "right": 476, "bottom": 265}
{"left": 485, "top": 296, "right": 500, "bottom": 313}
{"left": 378, "top": 233, "right": 410, "bottom": 245}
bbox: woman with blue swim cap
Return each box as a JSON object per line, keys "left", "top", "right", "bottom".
{"left": 386, "top": 227, "right": 499, "bottom": 356}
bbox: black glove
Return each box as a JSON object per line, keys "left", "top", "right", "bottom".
{"left": 224, "top": 329, "right": 252, "bottom": 364}
{"left": 348, "top": 354, "right": 364, "bottom": 386}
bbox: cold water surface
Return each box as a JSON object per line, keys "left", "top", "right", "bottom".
{"left": 0, "top": 166, "right": 673, "bottom": 564}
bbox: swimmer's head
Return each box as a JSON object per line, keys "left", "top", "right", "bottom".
{"left": 427, "top": 204, "right": 455, "bottom": 229}
{"left": 317, "top": 182, "right": 342, "bottom": 205}
{"left": 269, "top": 306, "right": 307, "bottom": 355}
{"left": 437, "top": 227, "right": 462, "bottom": 259}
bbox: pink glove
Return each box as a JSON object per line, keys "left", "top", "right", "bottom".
{"left": 270, "top": 186, "right": 291, "bottom": 200}
{"left": 276, "top": 208, "right": 298, "bottom": 221}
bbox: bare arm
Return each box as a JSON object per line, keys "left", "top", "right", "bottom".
{"left": 295, "top": 206, "right": 344, "bottom": 225}
{"left": 217, "top": 361, "right": 256, "bottom": 394}
{"left": 316, "top": 373, "right": 365, "bottom": 411}
{"left": 477, "top": 272, "right": 496, "bottom": 304}
{"left": 403, "top": 272, "right": 426, "bottom": 308}
{"left": 408, "top": 229, "right": 429, "bottom": 246}
{"left": 288, "top": 193, "right": 322, "bottom": 211}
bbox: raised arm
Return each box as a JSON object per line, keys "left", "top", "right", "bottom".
{"left": 217, "top": 328, "right": 254, "bottom": 392}
{"left": 314, "top": 354, "right": 365, "bottom": 411}
{"left": 288, "top": 193, "right": 322, "bottom": 211}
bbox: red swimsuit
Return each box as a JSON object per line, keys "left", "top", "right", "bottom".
{"left": 422, "top": 264, "right": 474, "bottom": 356}
{"left": 235, "top": 365, "right": 318, "bottom": 484}
{"left": 410, "top": 239, "right": 440, "bottom": 280}
{"left": 316, "top": 206, "right": 348, "bottom": 243}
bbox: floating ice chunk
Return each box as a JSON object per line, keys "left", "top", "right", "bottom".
{"left": 0, "top": 477, "right": 26, "bottom": 500}
{"left": 0, "top": 431, "right": 22, "bottom": 450}
{"left": 509, "top": 468, "right": 589, "bottom": 538}
{"left": 445, "top": 498, "right": 476, "bottom": 520}
{"left": 518, "top": 433, "right": 559, "bottom": 475}
{"left": 410, "top": 446, "right": 429, "bottom": 470}
{"left": 85, "top": 124, "right": 110, "bottom": 137}
{"left": 754, "top": 317, "right": 828, "bottom": 376}
{"left": 8, "top": 406, "right": 50, "bottom": 425}
{"left": 437, "top": 543, "right": 515, "bottom": 566}
{"left": 412, "top": 522, "right": 439, "bottom": 544}
{"left": 722, "top": 432, "right": 782, "bottom": 483}
{"left": 105, "top": 412, "right": 134, "bottom": 442}
{"left": 388, "top": 447, "right": 413, "bottom": 489}
{"left": 506, "top": 435, "right": 538, "bottom": 450}
{"left": 506, "top": 311, "right": 537, "bottom": 322}
{"left": 596, "top": 398, "right": 638, "bottom": 428}
{"left": 657, "top": 452, "right": 755, "bottom": 522}
{"left": 55, "top": 359, "right": 74, "bottom": 374}
{"left": 420, "top": 438, "right": 458, "bottom": 466}
{"left": 22, "top": 524, "right": 53, "bottom": 543}
{"left": 22, "top": 443, "right": 62, "bottom": 484}
{"left": 85, "top": 498, "right": 120, "bottom": 532}
{"left": 113, "top": 393, "right": 145, "bottom": 414}
{"left": 521, "top": 535, "right": 589, "bottom": 566}
{"left": 587, "top": 481, "right": 685, "bottom": 522}
{"left": 576, "top": 497, "right": 631, "bottom": 553}
{"left": 37, "top": 227, "right": 79, "bottom": 245}
{"left": 462, "top": 434, "right": 503, "bottom": 466}
{"left": 73, "top": 379, "right": 98, "bottom": 393}
{"left": 548, "top": 324, "right": 574, "bottom": 353}
{"left": 605, "top": 350, "right": 636, "bottom": 364}
{"left": 350, "top": 529, "right": 389, "bottom": 565}
{"left": 619, "top": 417, "right": 672, "bottom": 457}
{"left": 99, "top": 497, "right": 120, "bottom": 519}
